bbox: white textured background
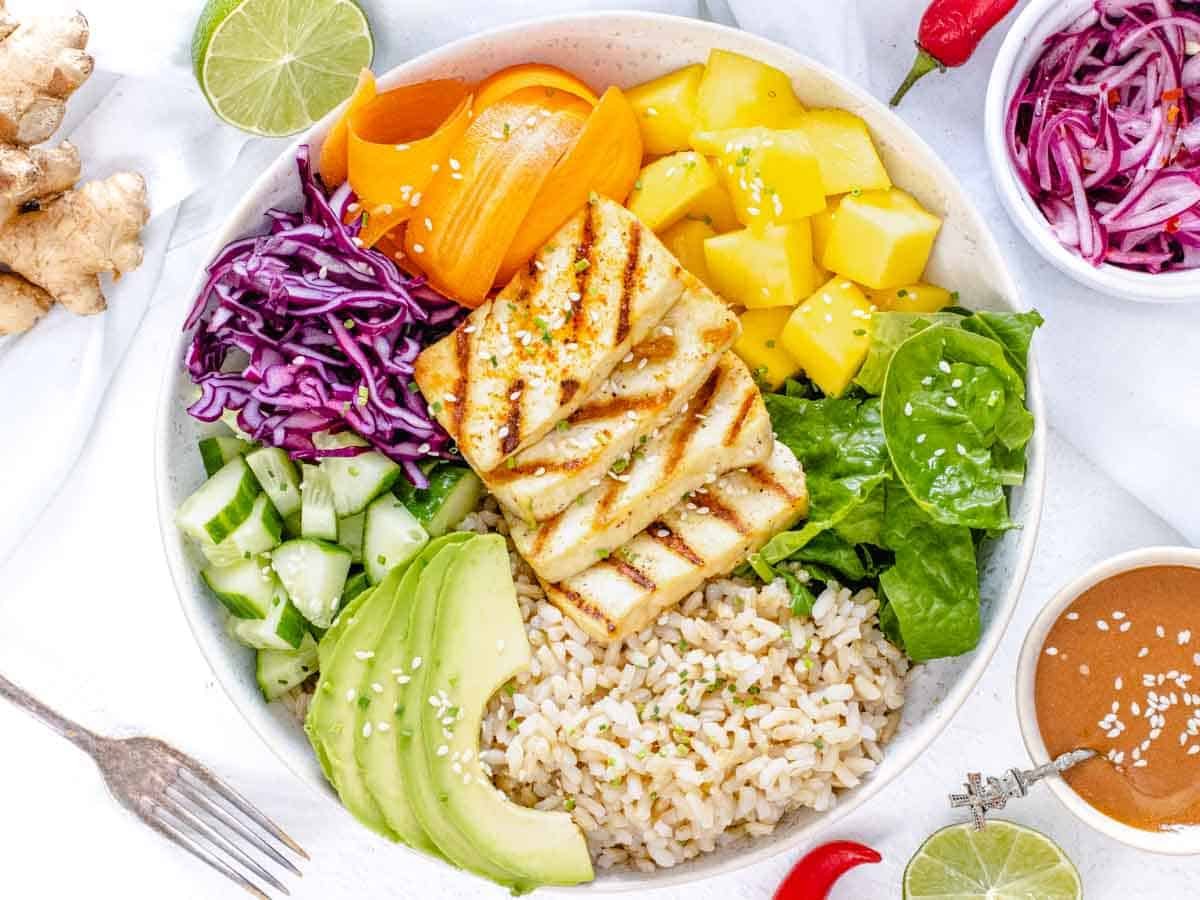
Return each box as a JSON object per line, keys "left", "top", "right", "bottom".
{"left": 1, "top": 0, "right": 1198, "bottom": 897}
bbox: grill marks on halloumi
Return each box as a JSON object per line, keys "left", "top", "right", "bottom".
{"left": 413, "top": 198, "right": 685, "bottom": 473}
{"left": 484, "top": 283, "right": 738, "bottom": 521}
{"left": 507, "top": 354, "right": 772, "bottom": 582}
{"left": 543, "top": 441, "right": 809, "bottom": 642}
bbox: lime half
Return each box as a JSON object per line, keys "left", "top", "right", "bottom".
{"left": 904, "top": 821, "right": 1082, "bottom": 899}
{"left": 192, "top": 0, "right": 373, "bottom": 136}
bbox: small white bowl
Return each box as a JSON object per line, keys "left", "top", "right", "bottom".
{"left": 1016, "top": 546, "right": 1200, "bottom": 855}
{"left": 985, "top": 0, "right": 1200, "bottom": 303}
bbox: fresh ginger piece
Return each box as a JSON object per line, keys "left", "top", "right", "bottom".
{"left": 626, "top": 64, "right": 704, "bottom": 156}
{"left": 0, "top": 172, "right": 149, "bottom": 315}
{"left": 0, "top": 140, "right": 79, "bottom": 222}
{"left": 0, "top": 271, "right": 52, "bottom": 335}
{"left": 0, "top": 2, "right": 93, "bottom": 145}
{"left": 781, "top": 277, "right": 874, "bottom": 397}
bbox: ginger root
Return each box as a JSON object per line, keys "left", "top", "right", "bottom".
{"left": 0, "top": 172, "right": 149, "bottom": 315}
{"left": 0, "top": 270, "right": 52, "bottom": 335}
{"left": 0, "top": 139, "right": 79, "bottom": 221}
{"left": 0, "top": 1, "right": 92, "bottom": 145}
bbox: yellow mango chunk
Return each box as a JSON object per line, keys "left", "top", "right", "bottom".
{"left": 696, "top": 49, "right": 805, "bottom": 131}
{"left": 810, "top": 198, "right": 840, "bottom": 263}
{"left": 660, "top": 218, "right": 716, "bottom": 286}
{"left": 687, "top": 180, "right": 740, "bottom": 232}
{"left": 626, "top": 64, "right": 704, "bottom": 156}
{"left": 703, "top": 222, "right": 819, "bottom": 309}
{"left": 863, "top": 282, "right": 954, "bottom": 313}
{"left": 626, "top": 151, "right": 718, "bottom": 232}
{"left": 694, "top": 128, "right": 825, "bottom": 225}
{"left": 734, "top": 307, "right": 801, "bottom": 390}
{"left": 821, "top": 189, "right": 942, "bottom": 290}
{"left": 795, "top": 109, "right": 891, "bottom": 196}
{"left": 781, "top": 277, "right": 874, "bottom": 397}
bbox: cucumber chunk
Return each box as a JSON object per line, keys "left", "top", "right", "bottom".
{"left": 301, "top": 464, "right": 338, "bottom": 542}
{"left": 201, "top": 494, "right": 283, "bottom": 566}
{"left": 363, "top": 494, "right": 429, "bottom": 584}
{"left": 199, "top": 436, "right": 254, "bottom": 477}
{"left": 315, "top": 431, "right": 401, "bottom": 516}
{"left": 256, "top": 634, "right": 318, "bottom": 701}
{"left": 201, "top": 556, "right": 277, "bottom": 619}
{"left": 271, "top": 538, "right": 352, "bottom": 628}
{"left": 395, "top": 465, "right": 485, "bottom": 537}
{"left": 246, "top": 447, "right": 302, "bottom": 518}
{"left": 338, "top": 512, "right": 365, "bottom": 562}
{"left": 177, "top": 456, "right": 261, "bottom": 544}
{"left": 343, "top": 568, "right": 370, "bottom": 603}
{"left": 232, "top": 589, "right": 308, "bottom": 649}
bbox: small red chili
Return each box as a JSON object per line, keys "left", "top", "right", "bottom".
{"left": 1108, "top": 88, "right": 1122, "bottom": 107}
{"left": 891, "top": 0, "right": 1021, "bottom": 106}
{"left": 1163, "top": 87, "right": 1184, "bottom": 102}
{"left": 773, "top": 840, "right": 882, "bottom": 900}
{"left": 1166, "top": 215, "right": 1182, "bottom": 234}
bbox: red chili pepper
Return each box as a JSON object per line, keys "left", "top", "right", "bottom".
{"left": 773, "top": 840, "right": 882, "bottom": 900}
{"left": 890, "top": 0, "right": 1021, "bottom": 107}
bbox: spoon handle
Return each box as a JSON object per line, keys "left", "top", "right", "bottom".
{"left": 949, "top": 749, "right": 1096, "bottom": 829}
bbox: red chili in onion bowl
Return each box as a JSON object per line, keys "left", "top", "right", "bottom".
{"left": 1007, "top": 0, "right": 1200, "bottom": 272}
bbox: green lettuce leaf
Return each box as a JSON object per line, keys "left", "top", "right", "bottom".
{"left": 878, "top": 483, "right": 980, "bottom": 661}
{"left": 881, "top": 324, "right": 1033, "bottom": 530}
{"left": 960, "top": 310, "right": 1044, "bottom": 377}
{"left": 854, "top": 312, "right": 962, "bottom": 395}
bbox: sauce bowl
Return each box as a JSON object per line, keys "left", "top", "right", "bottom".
{"left": 1016, "top": 546, "right": 1200, "bottom": 855}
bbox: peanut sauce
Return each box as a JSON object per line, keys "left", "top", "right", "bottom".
{"left": 1035, "top": 565, "right": 1200, "bottom": 833}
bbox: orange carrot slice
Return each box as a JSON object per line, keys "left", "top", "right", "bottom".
{"left": 473, "top": 63, "right": 598, "bottom": 113}
{"left": 346, "top": 79, "right": 472, "bottom": 246}
{"left": 496, "top": 86, "right": 643, "bottom": 284}
{"left": 404, "top": 87, "right": 591, "bottom": 305}
{"left": 319, "top": 69, "right": 377, "bottom": 187}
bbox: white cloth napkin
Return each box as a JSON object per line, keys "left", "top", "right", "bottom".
{"left": 2, "top": 0, "right": 1197, "bottom": 567}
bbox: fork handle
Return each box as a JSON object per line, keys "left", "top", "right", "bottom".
{"left": 0, "top": 672, "right": 100, "bottom": 755}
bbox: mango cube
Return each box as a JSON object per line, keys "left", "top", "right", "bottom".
{"left": 734, "top": 307, "right": 801, "bottom": 390}
{"left": 660, "top": 218, "right": 717, "bottom": 287}
{"left": 795, "top": 109, "right": 891, "bottom": 196}
{"left": 687, "top": 180, "right": 740, "bottom": 232}
{"left": 810, "top": 199, "right": 840, "bottom": 262}
{"left": 781, "top": 277, "right": 874, "bottom": 397}
{"left": 626, "top": 64, "right": 704, "bottom": 156}
{"left": 821, "top": 189, "right": 942, "bottom": 290}
{"left": 863, "top": 282, "right": 954, "bottom": 313}
{"left": 693, "top": 128, "right": 825, "bottom": 225}
{"left": 626, "top": 151, "right": 718, "bottom": 232}
{"left": 703, "top": 222, "right": 819, "bottom": 309}
{"left": 696, "top": 49, "right": 805, "bottom": 130}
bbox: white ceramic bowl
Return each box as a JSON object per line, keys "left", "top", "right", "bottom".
{"left": 1015, "top": 546, "right": 1200, "bottom": 856}
{"left": 985, "top": 0, "right": 1200, "bottom": 304}
{"left": 156, "top": 12, "right": 1047, "bottom": 891}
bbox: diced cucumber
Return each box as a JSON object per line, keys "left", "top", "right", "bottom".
{"left": 271, "top": 539, "right": 352, "bottom": 628}
{"left": 343, "top": 568, "right": 370, "bottom": 603}
{"left": 256, "top": 634, "right": 318, "bottom": 701}
{"left": 363, "top": 494, "right": 429, "bottom": 583}
{"left": 231, "top": 589, "right": 308, "bottom": 649}
{"left": 245, "top": 447, "right": 301, "bottom": 518}
{"left": 338, "top": 512, "right": 365, "bottom": 562}
{"left": 395, "top": 464, "right": 485, "bottom": 537}
{"left": 301, "top": 464, "right": 338, "bottom": 542}
{"left": 201, "top": 556, "right": 277, "bottom": 619}
{"left": 283, "top": 510, "right": 303, "bottom": 538}
{"left": 177, "top": 456, "right": 261, "bottom": 544}
{"left": 199, "top": 436, "right": 254, "bottom": 477}
{"left": 200, "top": 494, "right": 283, "bottom": 566}
{"left": 315, "top": 431, "right": 401, "bottom": 516}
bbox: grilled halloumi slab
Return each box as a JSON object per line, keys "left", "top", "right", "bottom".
{"left": 484, "top": 281, "right": 738, "bottom": 522}
{"left": 414, "top": 198, "right": 685, "bottom": 473}
{"left": 543, "top": 441, "right": 809, "bottom": 642}
{"left": 507, "top": 354, "right": 772, "bottom": 582}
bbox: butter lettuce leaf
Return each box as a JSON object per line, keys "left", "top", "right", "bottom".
{"left": 855, "top": 312, "right": 961, "bottom": 395}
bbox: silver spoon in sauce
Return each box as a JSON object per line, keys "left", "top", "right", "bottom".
{"left": 948, "top": 749, "right": 1097, "bottom": 829}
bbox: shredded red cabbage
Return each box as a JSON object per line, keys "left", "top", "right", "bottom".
{"left": 1007, "top": 0, "right": 1200, "bottom": 271}
{"left": 183, "top": 146, "right": 464, "bottom": 488}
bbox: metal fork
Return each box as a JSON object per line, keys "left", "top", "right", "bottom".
{"left": 0, "top": 673, "right": 308, "bottom": 898}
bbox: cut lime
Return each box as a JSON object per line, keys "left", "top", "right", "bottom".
{"left": 192, "top": 0, "right": 373, "bottom": 136}
{"left": 904, "top": 821, "right": 1082, "bottom": 899}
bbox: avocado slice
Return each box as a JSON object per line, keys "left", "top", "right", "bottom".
{"left": 305, "top": 568, "right": 407, "bottom": 840}
{"left": 408, "top": 534, "right": 594, "bottom": 889}
{"left": 354, "top": 533, "right": 471, "bottom": 855}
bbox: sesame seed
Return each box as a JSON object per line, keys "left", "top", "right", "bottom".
{"left": 345, "top": 689, "right": 356, "bottom": 702}
{"left": 362, "top": 722, "right": 373, "bottom": 738}
{"left": 413, "top": 243, "right": 425, "bottom": 254}
{"left": 1097, "top": 620, "right": 1110, "bottom": 631}
{"left": 411, "top": 657, "right": 423, "bottom": 669}
{"left": 354, "top": 650, "right": 374, "bottom": 660}
{"left": 449, "top": 158, "right": 461, "bottom": 171}
{"left": 410, "top": 192, "right": 422, "bottom": 207}
{"left": 1045, "top": 647, "right": 1059, "bottom": 656}
{"left": 945, "top": 396, "right": 959, "bottom": 408}
{"left": 371, "top": 682, "right": 383, "bottom": 693}
{"left": 451, "top": 172, "right": 463, "bottom": 180}
{"left": 394, "top": 143, "right": 410, "bottom": 151}
{"left": 1066, "top": 612, "right": 1080, "bottom": 621}
{"left": 437, "top": 745, "right": 449, "bottom": 757}
{"left": 904, "top": 402, "right": 913, "bottom": 416}
{"left": 938, "top": 361, "right": 951, "bottom": 374}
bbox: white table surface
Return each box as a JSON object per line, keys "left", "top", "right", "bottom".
{"left": 2, "top": 1, "right": 1200, "bottom": 898}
